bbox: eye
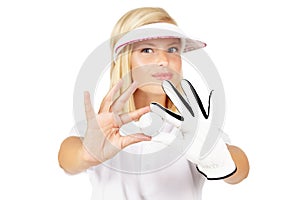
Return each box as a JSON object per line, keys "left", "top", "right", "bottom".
{"left": 168, "top": 47, "right": 179, "bottom": 53}
{"left": 141, "top": 48, "right": 154, "bottom": 53}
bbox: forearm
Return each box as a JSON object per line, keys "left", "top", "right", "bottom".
{"left": 224, "top": 145, "right": 250, "bottom": 184}
{"left": 58, "top": 136, "right": 100, "bottom": 175}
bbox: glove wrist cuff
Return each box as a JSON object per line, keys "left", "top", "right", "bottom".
{"left": 187, "top": 138, "right": 237, "bottom": 180}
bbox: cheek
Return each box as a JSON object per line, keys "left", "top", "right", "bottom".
{"left": 131, "top": 52, "right": 139, "bottom": 69}
{"left": 131, "top": 52, "right": 151, "bottom": 69}
{"left": 170, "top": 57, "right": 182, "bottom": 74}
{"left": 131, "top": 66, "right": 149, "bottom": 84}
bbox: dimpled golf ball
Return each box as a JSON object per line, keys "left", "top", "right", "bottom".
{"left": 139, "top": 112, "right": 163, "bottom": 136}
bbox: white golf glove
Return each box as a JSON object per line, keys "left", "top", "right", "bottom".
{"left": 150, "top": 79, "right": 236, "bottom": 180}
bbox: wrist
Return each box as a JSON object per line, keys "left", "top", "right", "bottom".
{"left": 187, "top": 138, "right": 237, "bottom": 180}
{"left": 80, "top": 142, "right": 101, "bottom": 167}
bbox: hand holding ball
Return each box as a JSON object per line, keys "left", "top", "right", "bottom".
{"left": 120, "top": 112, "right": 163, "bottom": 136}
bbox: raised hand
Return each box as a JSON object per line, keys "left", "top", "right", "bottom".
{"left": 150, "top": 79, "right": 236, "bottom": 180}
{"left": 82, "top": 80, "right": 151, "bottom": 163}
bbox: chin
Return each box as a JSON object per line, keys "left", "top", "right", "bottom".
{"left": 139, "top": 84, "right": 165, "bottom": 95}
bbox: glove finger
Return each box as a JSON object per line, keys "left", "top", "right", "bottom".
{"left": 181, "top": 79, "right": 212, "bottom": 119}
{"left": 150, "top": 103, "right": 183, "bottom": 127}
{"left": 162, "top": 80, "right": 194, "bottom": 117}
{"left": 180, "top": 80, "right": 200, "bottom": 117}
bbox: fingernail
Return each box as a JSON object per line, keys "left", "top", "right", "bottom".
{"left": 138, "top": 134, "right": 152, "bottom": 141}
{"left": 144, "top": 135, "right": 152, "bottom": 141}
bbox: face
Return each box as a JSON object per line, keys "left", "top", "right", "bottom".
{"left": 131, "top": 38, "right": 182, "bottom": 94}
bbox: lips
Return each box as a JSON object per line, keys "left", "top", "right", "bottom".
{"left": 152, "top": 72, "right": 173, "bottom": 80}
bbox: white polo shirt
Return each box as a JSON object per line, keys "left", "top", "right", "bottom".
{"left": 87, "top": 154, "right": 205, "bottom": 200}
{"left": 87, "top": 122, "right": 207, "bottom": 200}
{"left": 72, "top": 121, "right": 230, "bottom": 200}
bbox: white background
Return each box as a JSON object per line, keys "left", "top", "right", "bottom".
{"left": 1, "top": 0, "right": 299, "bottom": 199}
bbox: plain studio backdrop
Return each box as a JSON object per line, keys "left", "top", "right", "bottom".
{"left": 0, "top": 0, "right": 299, "bottom": 199}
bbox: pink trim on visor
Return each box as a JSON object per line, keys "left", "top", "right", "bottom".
{"left": 113, "top": 23, "right": 206, "bottom": 60}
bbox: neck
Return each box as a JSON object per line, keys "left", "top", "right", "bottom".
{"left": 134, "top": 89, "right": 167, "bottom": 109}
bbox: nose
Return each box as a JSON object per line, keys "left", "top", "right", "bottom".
{"left": 156, "top": 50, "right": 169, "bottom": 67}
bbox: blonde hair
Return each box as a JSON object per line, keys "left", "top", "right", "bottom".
{"left": 110, "top": 7, "right": 178, "bottom": 113}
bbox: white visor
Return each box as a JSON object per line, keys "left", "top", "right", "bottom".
{"left": 113, "top": 23, "right": 206, "bottom": 60}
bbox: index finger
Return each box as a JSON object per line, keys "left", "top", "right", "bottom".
{"left": 99, "top": 79, "right": 123, "bottom": 113}
{"left": 119, "top": 106, "right": 150, "bottom": 124}
{"left": 162, "top": 80, "right": 194, "bottom": 117}
{"left": 181, "top": 79, "right": 212, "bottom": 119}
{"left": 110, "top": 81, "right": 138, "bottom": 113}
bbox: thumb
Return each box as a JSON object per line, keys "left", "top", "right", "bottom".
{"left": 121, "top": 133, "right": 151, "bottom": 148}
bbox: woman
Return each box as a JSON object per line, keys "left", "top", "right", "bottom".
{"left": 58, "top": 7, "right": 249, "bottom": 199}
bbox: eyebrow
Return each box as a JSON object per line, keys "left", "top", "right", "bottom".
{"left": 167, "top": 42, "right": 181, "bottom": 46}
{"left": 134, "top": 42, "right": 156, "bottom": 47}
